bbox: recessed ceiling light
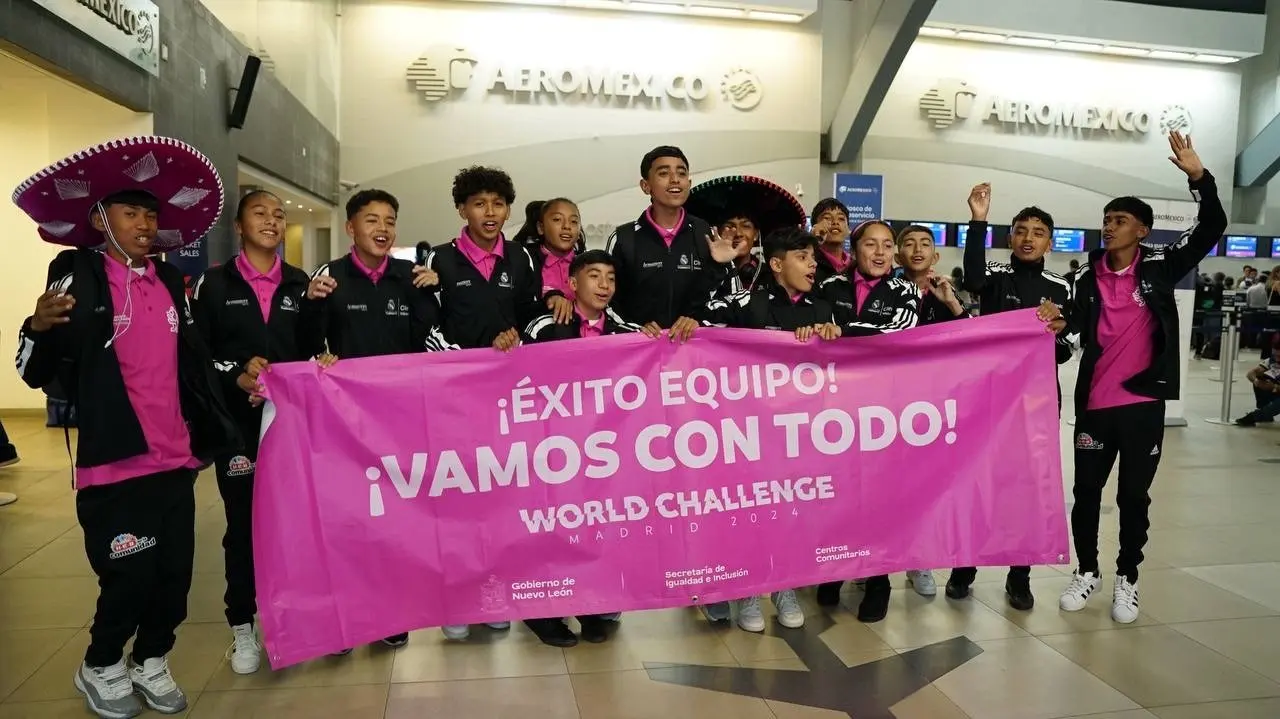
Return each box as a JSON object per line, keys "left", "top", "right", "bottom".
{"left": 1006, "top": 37, "right": 1055, "bottom": 48}
{"left": 918, "top": 26, "right": 956, "bottom": 38}
{"left": 688, "top": 5, "right": 743, "bottom": 18}
{"left": 630, "top": 1, "right": 683, "bottom": 14}
{"left": 1056, "top": 41, "right": 1103, "bottom": 52}
{"left": 956, "top": 31, "right": 1005, "bottom": 43}
{"left": 1149, "top": 49, "right": 1195, "bottom": 61}
{"left": 1193, "top": 54, "right": 1237, "bottom": 64}
{"left": 746, "top": 10, "right": 803, "bottom": 22}
{"left": 1102, "top": 46, "right": 1150, "bottom": 57}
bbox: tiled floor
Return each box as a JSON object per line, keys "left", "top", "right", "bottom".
{"left": 3, "top": 353, "right": 1280, "bottom": 718}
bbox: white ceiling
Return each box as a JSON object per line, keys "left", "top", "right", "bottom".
{"left": 237, "top": 165, "right": 334, "bottom": 219}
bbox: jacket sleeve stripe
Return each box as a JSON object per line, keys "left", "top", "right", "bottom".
{"left": 424, "top": 325, "right": 458, "bottom": 352}
{"left": 14, "top": 331, "right": 35, "bottom": 378}
{"left": 606, "top": 307, "right": 644, "bottom": 333}
{"left": 524, "top": 314, "right": 557, "bottom": 340}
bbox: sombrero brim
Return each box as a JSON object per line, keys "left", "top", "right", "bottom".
{"left": 11, "top": 135, "right": 223, "bottom": 253}
{"left": 686, "top": 175, "right": 807, "bottom": 237}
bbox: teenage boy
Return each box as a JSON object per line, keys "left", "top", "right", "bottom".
{"left": 190, "top": 190, "right": 321, "bottom": 674}
{"left": 810, "top": 198, "right": 852, "bottom": 286}
{"left": 950, "top": 185, "right": 1074, "bottom": 610}
{"left": 815, "top": 220, "right": 920, "bottom": 623}
{"left": 892, "top": 225, "right": 969, "bottom": 598}
{"left": 301, "top": 188, "right": 456, "bottom": 651}
{"left": 521, "top": 250, "right": 662, "bottom": 646}
{"left": 13, "top": 136, "right": 240, "bottom": 718}
{"left": 1060, "top": 131, "right": 1227, "bottom": 623}
{"left": 897, "top": 225, "right": 968, "bottom": 326}
{"left": 606, "top": 146, "right": 736, "bottom": 338}
{"left": 421, "top": 166, "right": 543, "bottom": 639}
{"left": 1236, "top": 337, "right": 1280, "bottom": 426}
{"left": 699, "top": 227, "right": 841, "bottom": 632}
{"left": 423, "top": 166, "right": 545, "bottom": 355}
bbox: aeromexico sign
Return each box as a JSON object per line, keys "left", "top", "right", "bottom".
{"left": 406, "top": 45, "right": 763, "bottom": 111}
{"left": 919, "top": 78, "right": 1191, "bottom": 137}
{"left": 29, "top": 0, "right": 159, "bottom": 76}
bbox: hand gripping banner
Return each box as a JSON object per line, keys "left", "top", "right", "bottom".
{"left": 254, "top": 310, "right": 1067, "bottom": 667}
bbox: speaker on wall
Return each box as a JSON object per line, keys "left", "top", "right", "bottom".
{"left": 227, "top": 55, "right": 262, "bottom": 129}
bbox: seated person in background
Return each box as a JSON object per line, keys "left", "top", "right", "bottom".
{"left": 1235, "top": 337, "right": 1280, "bottom": 426}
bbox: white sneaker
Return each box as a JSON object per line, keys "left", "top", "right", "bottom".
{"left": 906, "top": 570, "right": 937, "bottom": 597}
{"left": 1111, "top": 576, "right": 1140, "bottom": 624}
{"left": 227, "top": 623, "right": 261, "bottom": 675}
{"left": 1059, "top": 571, "right": 1102, "bottom": 612}
{"left": 74, "top": 660, "right": 142, "bottom": 719}
{"left": 442, "top": 625, "right": 470, "bottom": 640}
{"left": 772, "top": 589, "right": 805, "bottom": 628}
{"left": 737, "top": 596, "right": 766, "bottom": 632}
{"left": 129, "top": 656, "right": 187, "bottom": 714}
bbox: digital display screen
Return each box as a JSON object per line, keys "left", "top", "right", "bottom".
{"left": 909, "top": 222, "right": 948, "bottom": 246}
{"left": 956, "top": 223, "right": 993, "bottom": 248}
{"left": 1225, "top": 235, "right": 1257, "bottom": 258}
{"left": 1051, "top": 229, "right": 1086, "bottom": 253}
{"left": 1272, "top": 238, "right": 1280, "bottom": 257}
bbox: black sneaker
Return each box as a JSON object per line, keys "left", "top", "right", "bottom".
{"left": 578, "top": 615, "right": 609, "bottom": 644}
{"left": 1005, "top": 575, "right": 1034, "bottom": 611}
{"left": 945, "top": 574, "right": 974, "bottom": 600}
{"left": 1236, "top": 414, "right": 1259, "bottom": 427}
{"left": 525, "top": 618, "right": 578, "bottom": 648}
{"left": 816, "top": 582, "right": 843, "bottom": 607}
{"left": 0, "top": 443, "right": 18, "bottom": 468}
{"left": 381, "top": 633, "right": 409, "bottom": 648}
{"left": 856, "top": 583, "right": 890, "bottom": 623}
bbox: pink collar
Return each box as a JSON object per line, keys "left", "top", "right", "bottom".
{"left": 349, "top": 247, "right": 389, "bottom": 283}
{"left": 457, "top": 226, "right": 506, "bottom": 262}
{"left": 822, "top": 246, "right": 852, "bottom": 273}
{"left": 644, "top": 206, "right": 685, "bottom": 246}
{"left": 235, "top": 252, "right": 281, "bottom": 283}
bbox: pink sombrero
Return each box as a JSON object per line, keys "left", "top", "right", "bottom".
{"left": 10, "top": 135, "right": 224, "bottom": 252}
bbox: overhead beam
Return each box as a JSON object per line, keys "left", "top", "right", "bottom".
{"left": 826, "top": 0, "right": 935, "bottom": 163}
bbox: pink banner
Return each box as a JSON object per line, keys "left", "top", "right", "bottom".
{"left": 254, "top": 309, "right": 1067, "bottom": 668}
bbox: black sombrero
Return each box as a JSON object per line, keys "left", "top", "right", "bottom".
{"left": 685, "top": 175, "right": 807, "bottom": 237}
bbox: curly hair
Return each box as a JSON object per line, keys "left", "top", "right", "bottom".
{"left": 452, "top": 166, "right": 516, "bottom": 206}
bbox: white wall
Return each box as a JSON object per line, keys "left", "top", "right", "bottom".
{"left": 855, "top": 38, "right": 1243, "bottom": 229}
{"left": 198, "top": 0, "right": 341, "bottom": 135}
{"left": 339, "top": 0, "right": 821, "bottom": 245}
{"left": 0, "top": 52, "right": 153, "bottom": 410}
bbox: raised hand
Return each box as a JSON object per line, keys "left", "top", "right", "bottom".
{"left": 1167, "top": 130, "right": 1204, "bottom": 181}
{"left": 31, "top": 291, "right": 75, "bottom": 332}
{"left": 708, "top": 228, "right": 736, "bottom": 264}
{"left": 967, "top": 183, "right": 991, "bottom": 222}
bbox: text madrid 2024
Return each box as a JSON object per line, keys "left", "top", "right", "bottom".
{"left": 360, "top": 360, "right": 961, "bottom": 525}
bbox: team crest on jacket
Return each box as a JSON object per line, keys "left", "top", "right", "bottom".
{"left": 498, "top": 271, "right": 511, "bottom": 288}
{"left": 1075, "top": 433, "right": 1104, "bottom": 450}
{"left": 386, "top": 299, "right": 397, "bottom": 315}
{"left": 109, "top": 533, "right": 156, "bottom": 560}
{"left": 281, "top": 295, "right": 297, "bottom": 312}
{"left": 226, "top": 455, "right": 255, "bottom": 476}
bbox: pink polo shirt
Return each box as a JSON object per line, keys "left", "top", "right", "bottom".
{"left": 853, "top": 273, "right": 882, "bottom": 314}
{"left": 350, "top": 247, "right": 389, "bottom": 284}
{"left": 235, "top": 252, "right": 282, "bottom": 323}
{"left": 457, "top": 228, "right": 505, "bottom": 281}
{"left": 78, "top": 257, "right": 198, "bottom": 489}
{"left": 1088, "top": 250, "right": 1159, "bottom": 410}
{"left": 822, "top": 247, "right": 852, "bottom": 275}
{"left": 644, "top": 207, "right": 685, "bottom": 248}
{"left": 577, "top": 309, "right": 605, "bottom": 338}
{"left": 542, "top": 249, "right": 575, "bottom": 301}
